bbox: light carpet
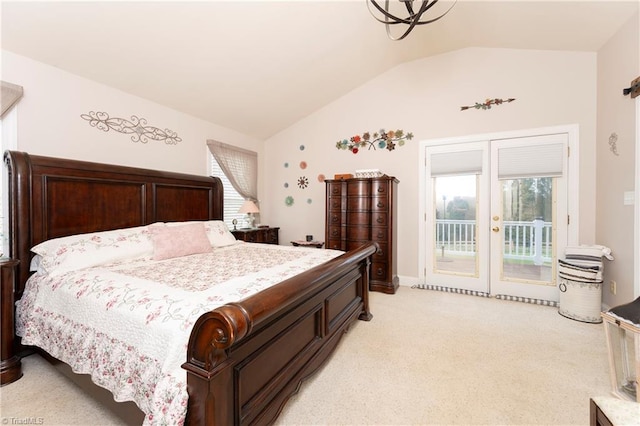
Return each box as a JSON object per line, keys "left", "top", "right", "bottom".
{"left": 1, "top": 286, "right": 613, "bottom": 425}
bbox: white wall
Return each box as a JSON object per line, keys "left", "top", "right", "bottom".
{"left": 3, "top": 46, "right": 611, "bottom": 290}
{"left": 264, "top": 47, "right": 598, "bottom": 283}
{"left": 596, "top": 12, "right": 639, "bottom": 306}
{"left": 1, "top": 51, "right": 263, "bottom": 178}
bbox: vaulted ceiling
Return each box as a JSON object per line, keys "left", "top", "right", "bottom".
{"left": 2, "top": 1, "right": 638, "bottom": 140}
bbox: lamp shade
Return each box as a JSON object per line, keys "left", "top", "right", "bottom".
{"left": 238, "top": 200, "right": 259, "bottom": 214}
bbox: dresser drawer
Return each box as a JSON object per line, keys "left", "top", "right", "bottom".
{"left": 371, "top": 227, "right": 388, "bottom": 242}
{"left": 371, "top": 197, "right": 388, "bottom": 211}
{"left": 328, "top": 197, "right": 344, "bottom": 211}
{"left": 373, "top": 242, "right": 388, "bottom": 260}
{"left": 346, "top": 240, "right": 369, "bottom": 251}
{"left": 327, "top": 182, "right": 345, "bottom": 196}
{"left": 346, "top": 211, "right": 370, "bottom": 225}
{"left": 327, "top": 226, "right": 344, "bottom": 240}
{"left": 328, "top": 212, "right": 345, "bottom": 225}
{"left": 373, "top": 181, "right": 390, "bottom": 195}
{"left": 346, "top": 226, "right": 370, "bottom": 241}
{"left": 372, "top": 213, "right": 388, "bottom": 226}
{"left": 346, "top": 196, "right": 369, "bottom": 211}
{"left": 327, "top": 239, "right": 346, "bottom": 250}
{"left": 371, "top": 262, "right": 389, "bottom": 280}
{"left": 347, "top": 180, "right": 371, "bottom": 196}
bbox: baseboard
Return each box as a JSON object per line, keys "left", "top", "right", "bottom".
{"left": 398, "top": 275, "right": 420, "bottom": 287}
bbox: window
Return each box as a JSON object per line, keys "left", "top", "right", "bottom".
{"left": 210, "top": 154, "right": 246, "bottom": 229}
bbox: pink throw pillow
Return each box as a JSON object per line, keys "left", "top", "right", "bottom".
{"left": 149, "top": 222, "right": 213, "bottom": 261}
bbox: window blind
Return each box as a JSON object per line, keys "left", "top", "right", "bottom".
{"left": 430, "top": 150, "right": 483, "bottom": 177}
{"left": 498, "top": 143, "right": 564, "bottom": 180}
{"left": 210, "top": 156, "right": 246, "bottom": 229}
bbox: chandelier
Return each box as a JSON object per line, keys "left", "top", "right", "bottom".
{"left": 367, "top": 0, "right": 456, "bottom": 41}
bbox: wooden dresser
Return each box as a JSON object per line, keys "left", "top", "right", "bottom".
{"left": 325, "top": 176, "right": 399, "bottom": 294}
{"left": 231, "top": 227, "right": 279, "bottom": 245}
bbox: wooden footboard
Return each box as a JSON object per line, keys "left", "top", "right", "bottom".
{"left": 184, "top": 242, "right": 376, "bottom": 425}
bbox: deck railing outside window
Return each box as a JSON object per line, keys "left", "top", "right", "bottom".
{"left": 435, "top": 219, "right": 552, "bottom": 264}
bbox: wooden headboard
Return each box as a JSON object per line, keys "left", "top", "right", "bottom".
{"left": 4, "top": 150, "right": 224, "bottom": 298}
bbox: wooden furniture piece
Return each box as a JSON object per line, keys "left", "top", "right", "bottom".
{"left": 291, "top": 240, "right": 324, "bottom": 248}
{"left": 325, "top": 176, "right": 399, "bottom": 294}
{"left": 231, "top": 226, "right": 279, "bottom": 244}
{"left": 3, "top": 150, "right": 376, "bottom": 425}
{"left": 590, "top": 398, "right": 614, "bottom": 426}
{"left": 589, "top": 397, "right": 640, "bottom": 426}
{"left": 0, "top": 258, "right": 21, "bottom": 386}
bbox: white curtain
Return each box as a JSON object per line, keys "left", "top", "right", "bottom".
{"left": 1, "top": 81, "right": 24, "bottom": 118}
{"left": 206, "top": 140, "right": 258, "bottom": 202}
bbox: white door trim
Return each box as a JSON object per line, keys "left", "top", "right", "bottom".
{"left": 418, "top": 124, "right": 580, "bottom": 287}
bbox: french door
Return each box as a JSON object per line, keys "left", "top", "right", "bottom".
{"left": 424, "top": 132, "right": 569, "bottom": 301}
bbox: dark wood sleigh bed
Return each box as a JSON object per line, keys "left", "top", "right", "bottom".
{"left": 1, "top": 150, "right": 376, "bottom": 425}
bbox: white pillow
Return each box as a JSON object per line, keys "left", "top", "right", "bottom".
{"left": 204, "top": 220, "right": 239, "bottom": 247}
{"left": 31, "top": 225, "right": 154, "bottom": 276}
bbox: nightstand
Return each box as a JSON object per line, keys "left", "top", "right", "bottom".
{"left": 1, "top": 258, "right": 21, "bottom": 386}
{"left": 291, "top": 240, "right": 324, "bottom": 248}
{"left": 231, "top": 227, "right": 279, "bottom": 245}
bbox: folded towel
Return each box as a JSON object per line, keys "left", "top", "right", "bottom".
{"left": 565, "top": 245, "right": 614, "bottom": 261}
{"left": 561, "top": 258, "right": 603, "bottom": 280}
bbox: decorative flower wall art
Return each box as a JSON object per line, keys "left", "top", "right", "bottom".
{"left": 80, "top": 111, "right": 181, "bottom": 144}
{"left": 336, "top": 129, "right": 413, "bottom": 154}
{"left": 460, "top": 98, "right": 516, "bottom": 111}
{"left": 297, "top": 176, "right": 309, "bottom": 189}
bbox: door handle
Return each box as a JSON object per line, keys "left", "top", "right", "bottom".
{"left": 492, "top": 226, "right": 500, "bottom": 232}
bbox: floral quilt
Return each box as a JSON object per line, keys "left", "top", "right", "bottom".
{"left": 16, "top": 243, "right": 344, "bottom": 425}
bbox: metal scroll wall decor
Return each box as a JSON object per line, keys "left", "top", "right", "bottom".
{"left": 336, "top": 129, "right": 413, "bottom": 154}
{"left": 80, "top": 111, "right": 182, "bottom": 144}
{"left": 460, "top": 98, "right": 516, "bottom": 111}
{"left": 608, "top": 132, "right": 620, "bottom": 156}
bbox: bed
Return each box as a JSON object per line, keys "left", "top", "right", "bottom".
{"left": 1, "top": 150, "right": 376, "bottom": 425}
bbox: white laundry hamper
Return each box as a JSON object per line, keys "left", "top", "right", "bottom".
{"left": 558, "top": 259, "right": 603, "bottom": 323}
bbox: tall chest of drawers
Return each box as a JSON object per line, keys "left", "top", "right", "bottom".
{"left": 325, "top": 176, "right": 399, "bottom": 294}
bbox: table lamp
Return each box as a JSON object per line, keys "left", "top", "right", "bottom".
{"left": 238, "top": 200, "right": 259, "bottom": 229}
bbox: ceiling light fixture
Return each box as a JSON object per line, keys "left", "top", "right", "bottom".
{"left": 367, "top": 0, "right": 456, "bottom": 41}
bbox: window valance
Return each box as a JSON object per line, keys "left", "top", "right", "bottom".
{"left": 1, "top": 81, "right": 24, "bottom": 118}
